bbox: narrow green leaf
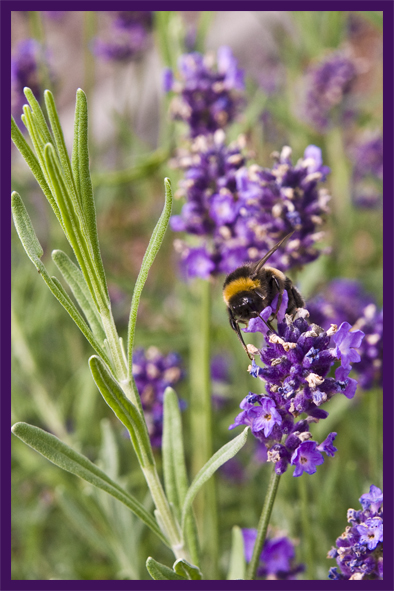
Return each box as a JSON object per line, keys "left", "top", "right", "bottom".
{"left": 146, "top": 557, "right": 185, "bottom": 580}
{"left": 227, "top": 526, "right": 246, "bottom": 580}
{"left": 181, "top": 427, "right": 249, "bottom": 531}
{"left": 11, "top": 191, "right": 43, "bottom": 259}
{"left": 11, "top": 117, "right": 62, "bottom": 223}
{"left": 71, "top": 91, "right": 82, "bottom": 199}
{"left": 23, "top": 87, "right": 53, "bottom": 145}
{"left": 11, "top": 191, "right": 110, "bottom": 365}
{"left": 11, "top": 422, "right": 168, "bottom": 547}
{"left": 127, "top": 178, "right": 173, "bottom": 373}
{"left": 44, "top": 89, "right": 82, "bottom": 211}
{"left": 162, "top": 387, "right": 200, "bottom": 566}
{"left": 162, "top": 387, "right": 188, "bottom": 514}
{"left": 52, "top": 249, "right": 105, "bottom": 342}
{"left": 21, "top": 105, "right": 59, "bottom": 207}
{"left": 73, "top": 89, "right": 109, "bottom": 300}
{"left": 50, "top": 277, "right": 111, "bottom": 365}
{"left": 89, "top": 356, "right": 154, "bottom": 468}
{"left": 173, "top": 558, "right": 202, "bottom": 580}
{"left": 44, "top": 143, "right": 103, "bottom": 310}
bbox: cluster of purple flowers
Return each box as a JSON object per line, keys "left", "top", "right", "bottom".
{"left": 93, "top": 11, "right": 153, "bottom": 62}
{"left": 229, "top": 292, "right": 364, "bottom": 477}
{"left": 328, "top": 484, "right": 383, "bottom": 580}
{"left": 11, "top": 39, "right": 48, "bottom": 125}
{"left": 350, "top": 135, "right": 383, "bottom": 208}
{"left": 171, "top": 137, "right": 331, "bottom": 279}
{"left": 307, "top": 279, "right": 382, "bottom": 390}
{"left": 164, "top": 47, "right": 245, "bottom": 138}
{"left": 242, "top": 529, "right": 304, "bottom": 580}
{"left": 303, "top": 51, "right": 358, "bottom": 132}
{"left": 132, "top": 346, "right": 184, "bottom": 447}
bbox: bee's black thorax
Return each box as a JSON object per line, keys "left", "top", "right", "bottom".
{"left": 223, "top": 264, "right": 304, "bottom": 323}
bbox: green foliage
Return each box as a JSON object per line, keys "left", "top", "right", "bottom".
{"left": 181, "top": 427, "right": 249, "bottom": 531}
{"left": 89, "top": 355, "right": 154, "bottom": 468}
{"left": 227, "top": 526, "right": 246, "bottom": 580}
{"left": 11, "top": 422, "right": 168, "bottom": 546}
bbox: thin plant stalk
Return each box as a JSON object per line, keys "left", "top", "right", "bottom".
{"left": 189, "top": 279, "right": 219, "bottom": 579}
{"left": 368, "top": 389, "right": 380, "bottom": 481}
{"left": 27, "top": 11, "right": 52, "bottom": 94}
{"left": 83, "top": 11, "right": 96, "bottom": 104}
{"left": 325, "top": 125, "right": 351, "bottom": 224}
{"left": 246, "top": 468, "right": 281, "bottom": 580}
{"left": 299, "top": 473, "right": 315, "bottom": 579}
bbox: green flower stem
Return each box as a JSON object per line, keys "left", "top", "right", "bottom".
{"left": 324, "top": 126, "right": 351, "bottom": 224}
{"left": 27, "top": 11, "right": 52, "bottom": 93}
{"left": 143, "top": 464, "right": 189, "bottom": 562}
{"left": 83, "top": 11, "right": 97, "bottom": 103}
{"left": 369, "top": 389, "right": 381, "bottom": 480}
{"left": 299, "top": 474, "right": 315, "bottom": 580}
{"left": 246, "top": 468, "right": 281, "bottom": 580}
{"left": 28, "top": 11, "right": 44, "bottom": 43}
{"left": 189, "top": 279, "right": 218, "bottom": 579}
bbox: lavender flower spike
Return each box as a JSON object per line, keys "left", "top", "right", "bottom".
{"left": 132, "top": 346, "right": 184, "bottom": 447}
{"left": 328, "top": 484, "right": 383, "bottom": 580}
{"left": 165, "top": 47, "right": 245, "bottom": 137}
{"left": 230, "top": 295, "right": 364, "bottom": 477}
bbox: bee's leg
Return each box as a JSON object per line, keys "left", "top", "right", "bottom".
{"left": 273, "top": 291, "right": 283, "bottom": 320}
{"left": 228, "top": 309, "right": 253, "bottom": 360}
{"left": 265, "top": 316, "right": 279, "bottom": 334}
{"left": 270, "top": 274, "right": 283, "bottom": 320}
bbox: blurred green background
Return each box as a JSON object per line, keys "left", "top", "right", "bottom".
{"left": 11, "top": 10, "right": 382, "bottom": 580}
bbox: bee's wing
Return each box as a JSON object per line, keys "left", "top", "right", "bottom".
{"left": 250, "top": 231, "right": 294, "bottom": 278}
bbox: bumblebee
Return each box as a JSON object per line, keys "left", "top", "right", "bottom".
{"left": 223, "top": 232, "right": 304, "bottom": 359}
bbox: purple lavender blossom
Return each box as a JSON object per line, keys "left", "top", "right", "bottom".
{"left": 350, "top": 135, "right": 383, "bottom": 208}
{"left": 229, "top": 296, "right": 364, "bottom": 477}
{"left": 92, "top": 11, "right": 152, "bottom": 62}
{"left": 328, "top": 484, "right": 383, "bottom": 580}
{"left": 165, "top": 47, "right": 245, "bottom": 137}
{"left": 171, "top": 139, "right": 331, "bottom": 279}
{"left": 303, "top": 52, "right": 358, "bottom": 132}
{"left": 332, "top": 321, "right": 364, "bottom": 370}
{"left": 317, "top": 432, "right": 338, "bottom": 456}
{"left": 307, "top": 279, "right": 383, "bottom": 390}
{"left": 359, "top": 484, "right": 383, "bottom": 512}
{"left": 242, "top": 529, "right": 304, "bottom": 580}
{"left": 132, "top": 346, "right": 184, "bottom": 447}
{"left": 11, "top": 40, "right": 47, "bottom": 126}
{"left": 290, "top": 441, "right": 324, "bottom": 476}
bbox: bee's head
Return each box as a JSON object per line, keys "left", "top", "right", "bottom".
{"left": 229, "top": 290, "right": 263, "bottom": 322}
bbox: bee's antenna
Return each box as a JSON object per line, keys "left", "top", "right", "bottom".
{"left": 251, "top": 231, "right": 295, "bottom": 278}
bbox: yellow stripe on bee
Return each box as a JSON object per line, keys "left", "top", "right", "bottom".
{"left": 223, "top": 277, "right": 261, "bottom": 303}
